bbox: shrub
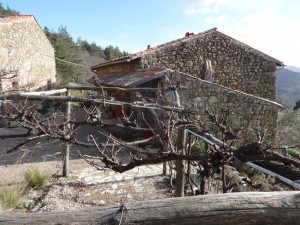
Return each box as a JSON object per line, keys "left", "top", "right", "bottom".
{"left": 236, "top": 164, "right": 263, "bottom": 177}
{"left": 277, "top": 109, "right": 300, "bottom": 147}
{"left": 0, "top": 186, "right": 24, "bottom": 210}
{"left": 25, "top": 167, "right": 48, "bottom": 188}
{"left": 191, "top": 139, "right": 207, "bottom": 156}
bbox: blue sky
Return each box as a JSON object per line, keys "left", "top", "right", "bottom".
{"left": 2, "top": 0, "right": 300, "bottom": 67}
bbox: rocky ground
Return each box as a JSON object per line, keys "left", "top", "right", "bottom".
{"left": 25, "top": 162, "right": 171, "bottom": 213}
{"left": 0, "top": 158, "right": 172, "bottom": 213}
{"left": 0, "top": 108, "right": 173, "bottom": 213}
{"left": 0, "top": 123, "right": 173, "bottom": 213}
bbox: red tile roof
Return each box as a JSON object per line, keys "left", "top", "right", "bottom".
{"left": 0, "top": 15, "right": 33, "bottom": 23}
{"left": 91, "top": 28, "right": 218, "bottom": 70}
{"left": 91, "top": 27, "right": 284, "bottom": 69}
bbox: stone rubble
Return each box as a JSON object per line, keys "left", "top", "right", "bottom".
{"left": 27, "top": 164, "right": 172, "bottom": 212}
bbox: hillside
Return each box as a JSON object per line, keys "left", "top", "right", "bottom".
{"left": 276, "top": 66, "right": 300, "bottom": 107}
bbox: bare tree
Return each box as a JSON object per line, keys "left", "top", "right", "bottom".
{"left": 0, "top": 85, "right": 299, "bottom": 196}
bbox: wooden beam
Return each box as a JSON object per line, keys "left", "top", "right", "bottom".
{"left": 20, "top": 88, "right": 67, "bottom": 96}
{"left": 0, "top": 192, "right": 299, "bottom": 224}
{"left": 62, "top": 85, "right": 161, "bottom": 92}
{"left": 0, "top": 94, "right": 184, "bottom": 112}
{"left": 61, "top": 85, "right": 188, "bottom": 92}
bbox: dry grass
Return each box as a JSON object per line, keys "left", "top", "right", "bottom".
{"left": 0, "top": 185, "right": 24, "bottom": 210}
{"left": 25, "top": 167, "right": 48, "bottom": 188}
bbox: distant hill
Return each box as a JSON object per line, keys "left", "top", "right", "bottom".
{"left": 285, "top": 66, "right": 300, "bottom": 73}
{"left": 276, "top": 66, "right": 300, "bottom": 108}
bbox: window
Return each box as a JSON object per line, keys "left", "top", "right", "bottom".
{"left": 204, "top": 60, "right": 213, "bottom": 82}
{"left": 12, "top": 81, "right": 19, "bottom": 89}
{"left": 47, "top": 80, "right": 52, "bottom": 90}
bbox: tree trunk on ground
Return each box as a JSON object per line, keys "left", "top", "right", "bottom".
{"left": 1, "top": 192, "right": 300, "bottom": 225}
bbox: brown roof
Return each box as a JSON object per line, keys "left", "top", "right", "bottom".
{"left": 88, "top": 67, "right": 166, "bottom": 88}
{"left": 91, "top": 28, "right": 284, "bottom": 69}
{"left": 0, "top": 15, "right": 33, "bottom": 23}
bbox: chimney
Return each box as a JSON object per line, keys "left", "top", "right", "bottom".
{"left": 147, "top": 45, "right": 151, "bottom": 50}
{"left": 185, "top": 32, "right": 194, "bottom": 37}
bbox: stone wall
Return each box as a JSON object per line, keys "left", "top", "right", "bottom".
{"left": 140, "top": 31, "right": 277, "bottom": 100}
{"left": 0, "top": 16, "right": 56, "bottom": 92}
{"left": 165, "top": 70, "right": 281, "bottom": 145}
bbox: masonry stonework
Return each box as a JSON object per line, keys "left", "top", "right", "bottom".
{"left": 165, "top": 70, "right": 281, "bottom": 145}
{"left": 140, "top": 30, "right": 278, "bottom": 100}
{"left": 91, "top": 29, "right": 283, "bottom": 145}
{"left": 0, "top": 16, "right": 56, "bottom": 92}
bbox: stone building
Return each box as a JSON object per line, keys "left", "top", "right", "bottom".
{"left": 0, "top": 15, "right": 56, "bottom": 92}
{"left": 91, "top": 28, "right": 284, "bottom": 144}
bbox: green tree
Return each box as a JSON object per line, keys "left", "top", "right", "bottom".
{"left": 293, "top": 99, "right": 300, "bottom": 111}
{"left": 44, "top": 27, "right": 129, "bottom": 84}
{"left": 0, "top": 3, "right": 19, "bottom": 15}
{"left": 77, "top": 38, "right": 105, "bottom": 58}
{"left": 44, "top": 26, "right": 82, "bottom": 84}
{"left": 104, "top": 45, "right": 124, "bottom": 60}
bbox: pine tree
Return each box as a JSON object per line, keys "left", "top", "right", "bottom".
{"left": 0, "top": 3, "right": 19, "bottom": 15}
{"left": 44, "top": 26, "right": 82, "bottom": 84}
{"left": 104, "top": 45, "right": 124, "bottom": 60}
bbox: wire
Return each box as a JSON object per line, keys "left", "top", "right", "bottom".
{"left": 30, "top": 41, "right": 93, "bottom": 69}
{"left": 55, "top": 57, "right": 88, "bottom": 68}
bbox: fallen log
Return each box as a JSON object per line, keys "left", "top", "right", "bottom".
{"left": 1, "top": 191, "right": 300, "bottom": 225}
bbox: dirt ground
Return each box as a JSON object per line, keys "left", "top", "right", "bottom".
{"left": 0, "top": 122, "right": 172, "bottom": 214}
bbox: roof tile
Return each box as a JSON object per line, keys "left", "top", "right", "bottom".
{"left": 0, "top": 15, "right": 33, "bottom": 23}
{"left": 92, "top": 27, "right": 284, "bottom": 69}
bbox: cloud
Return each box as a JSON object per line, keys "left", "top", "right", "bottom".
{"left": 183, "top": 0, "right": 232, "bottom": 15}
{"left": 224, "top": 10, "right": 300, "bottom": 66}
{"left": 181, "top": 0, "right": 300, "bottom": 66}
{"left": 205, "top": 14, "right": 227, "bottom": 24}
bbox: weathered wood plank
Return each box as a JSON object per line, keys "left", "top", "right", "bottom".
{"left": 0, "top": 94, "right": 184, "bottom": 112}
{"left": 20, "top": 88, "right": 67, "bottom": 96}
{"left": 1, "top": 192, "right": 300, "bottom": 225}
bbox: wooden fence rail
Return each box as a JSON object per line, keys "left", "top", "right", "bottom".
{"left": 0, "top": 191, "right": 299, "bottom": 225}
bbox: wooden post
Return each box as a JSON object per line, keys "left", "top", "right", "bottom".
{"left": 63, "top": 89, "right": 71, "bottom": 177}
{"left": 175, "top": 128, "right": 186, "bottom": 197}
{"left": 163, "top": 161, "right": 167, "bottom": 175}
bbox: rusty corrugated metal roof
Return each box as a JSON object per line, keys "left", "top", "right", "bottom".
{"left": 89, "top": 68, "right": 166, "bottom": 88}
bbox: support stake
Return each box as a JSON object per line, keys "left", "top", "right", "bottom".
{"left": 63, "top": 89, "right": 71, "bottom": 177}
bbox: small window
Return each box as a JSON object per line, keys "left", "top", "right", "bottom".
{"left": 204, "top": 60, "right": 213, "bottom": 82}
{"left": 47, "top": 80, "right": 52, "bottom": 90}
{"left": 12, "top": 81, "right": 19, "bottom": 89}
